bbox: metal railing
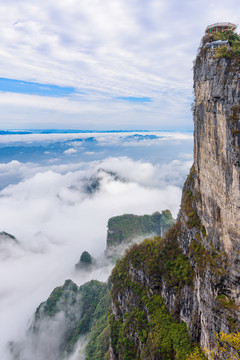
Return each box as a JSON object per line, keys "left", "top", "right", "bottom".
{"left": 205, "top": 22, "right": 236, "bottom": 33}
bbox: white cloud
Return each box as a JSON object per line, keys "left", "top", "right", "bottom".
{"left": 0, "top": 91, "right": 192, "bottom": 129}
{"left": 0, "top": 130, "right": 193, "bottom": 190}
{"left": 0, "top": 130, "right": 192, "bottom": 145}
{"left": 84, "top": 151, "right": 95, "bottom": 155}
{"left": 63, "top": 148, "right": 77, "bottom": 155}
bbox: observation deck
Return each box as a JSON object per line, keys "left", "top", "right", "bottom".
{"left": 205, "top": 22, "right": 236, "bottom": 34}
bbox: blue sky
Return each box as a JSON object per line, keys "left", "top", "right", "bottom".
{"left": 0, "top": 0, "right": 240, "bottom": 130}
{"left": 0, "top": 78, "right": 76, "bottom": 97}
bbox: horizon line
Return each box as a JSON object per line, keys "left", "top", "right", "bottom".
{"left": 0, "top": 129, "right": 193, "bottom": 134}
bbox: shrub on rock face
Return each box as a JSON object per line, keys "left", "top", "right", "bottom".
{"left": 80, "top": 251, "right": 92, "bottom": 264}
{"left": 75, "top": 251, "right": 92, "bottom": 269}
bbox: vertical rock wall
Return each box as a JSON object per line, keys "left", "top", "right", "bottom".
{"left": 193, "top": 51, "right": 240, "bottom": 254}
{"left": 179, "top": 49, "right": 240, "bottom": 356}
{"left": 109, "top": 46, "right": 240, "bottom": 360}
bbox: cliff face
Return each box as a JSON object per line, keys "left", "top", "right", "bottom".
{"left": 184, "top": 49, "right": 240, "bottom": 352}
{"left": 109, "top": 46, "right": 240, "bottom": 358}
{"left": 194, "top": 51, "right": 240, "bottom": 255}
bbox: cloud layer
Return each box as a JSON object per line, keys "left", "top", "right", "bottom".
{"left": 0, "top": 154, "right": 191, "bottom": 358}
{"left": 0, "top": 131, "right": 193, "bottom": 193}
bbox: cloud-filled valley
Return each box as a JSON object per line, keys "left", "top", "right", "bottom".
{"left": 0, "top": 131, "right": 192, "bottom": 359}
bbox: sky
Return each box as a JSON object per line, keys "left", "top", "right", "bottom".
{"left": 0, "top": 0, "right": 239, "bottom": 130}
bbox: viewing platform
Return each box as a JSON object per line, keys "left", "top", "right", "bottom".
{"left": 205, "top": 22, "right": 236, "bottom": 34}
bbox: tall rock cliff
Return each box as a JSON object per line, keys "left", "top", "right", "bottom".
{"left": 185, "top": 39, "right": 240, "bottom": 353}
{"left": 194, "top": 46, "right": 240, "bottom": 255}
{"left": 109, "top": 31, "right": 240, "bottom": 359}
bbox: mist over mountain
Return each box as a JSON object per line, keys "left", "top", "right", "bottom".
{"left": 0, "top": 130, "right": 192, "bottom": 359}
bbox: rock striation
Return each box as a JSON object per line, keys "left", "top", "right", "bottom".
{"left": 185, "top": 42, "right": 240, "bottom": 354}
{"left": 193, "top": 47, "right": 240, "bottom": 255}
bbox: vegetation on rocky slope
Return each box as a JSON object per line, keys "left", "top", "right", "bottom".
{"left": 109, "top": 153, "right": 240, "bottom": 359}
{"left": 85, "top": 284, "right": 110, "bottom": 360}
{"left": 109, "top": 293, "right": 203, "bottom": 360}
{"left": 109, "top": 223, "right": 207, "bottom": 359}
{"left": 111, "top": 225, "right": 193, "bottom": 293}
{"left": 14, "top": 279, "right": 110, "bottom": 360}
{"left": 107, "top": 210, "right": 175, "bottom": 248}
{"left": 197, "top": 30, "right": 240, "bottom": 69}
{"left": 181, "top": 167, "right": 228, "bottom": 278}
{"left": 64, "top": 280, "right": 110, "bottom": 356}
{"left": 212, "top": 30, "right": 240, "bottom": 58}
{"left": 214, "top": 331, "right": 240, "bottom": 359}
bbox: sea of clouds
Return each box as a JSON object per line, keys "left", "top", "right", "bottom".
{"left": 0, "top": 131, "right": 192, "bottom": 359}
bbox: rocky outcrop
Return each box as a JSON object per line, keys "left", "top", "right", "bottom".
{"left": 109, "top": 38, "right": 240, "bottom": 359}
{"left": 75, "top": 250, "right": 93, "bottom": 270}
{"left": 0, "top": 231, "right": 20, "bottom": 259}
{"left": 107, "top": 210, "right": 175, "bottom": 249}
{"left": 0, "top": 231, "right": 17, "bottom": 241}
